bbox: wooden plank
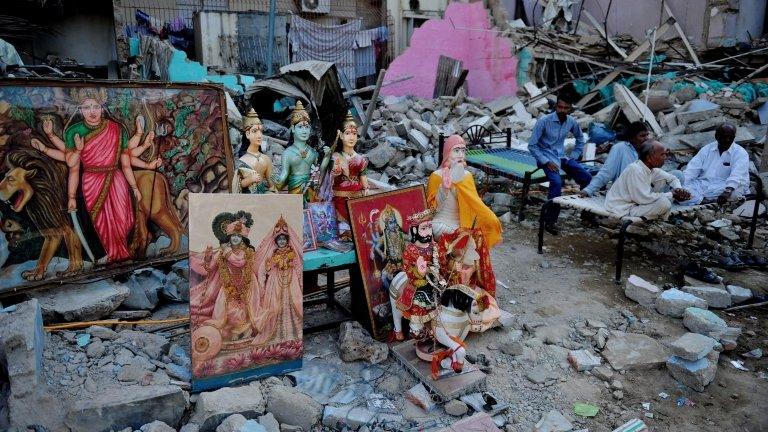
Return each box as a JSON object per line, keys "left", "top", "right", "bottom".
{"left": 663, "top": 2, "right": 701, "bottom": 67}
{"left": 582, "top": 10, "right": 628, "bottom": 59}
{"left": 613, "top": 83, "right": 663, "bottom": 136}
{"left": 361, "top": 69, "right": 386, "bottom": 139}
{"left": 342, "top": 74, "right": 412, "bottom": 98}
{"left": 577, "top": 17, "right": 676, "bottom": 108}
{"left": 433, "top": 55, "right": 465, "bottom": 98}
{"left": 734, "top": 62, "right": 768, "bottom": 86}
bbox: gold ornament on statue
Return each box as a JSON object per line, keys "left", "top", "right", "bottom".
{"left": 290, "top": 100, "right": 311, "bottom": 125}
{"left": 341, "top": 110, "right": 358, "bottom": 134}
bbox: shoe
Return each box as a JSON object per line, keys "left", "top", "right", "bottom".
{"left": 544, "top": 223, "right": 560, "bottom": 236}
{"left": 740, "top": 253, "right": 767, "bottom": 269}
{"left": 716, "top": 254, "right": 744, "bottom": 271}
{"left": 681, "top": 262, "right": 721, "bottom": 284}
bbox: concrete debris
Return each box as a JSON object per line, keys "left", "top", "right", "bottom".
{"left": 726, "top": 285, "right": 753, "bottom": 304}
{"left": 141, "top": 420, "right": 178, "bottom": 432}
{"left": 655, "top": 289, "right": 708, "bottom": 318}
{"left": 338, "top": 321, "right": 388, "bottom": 364}
{"left": 191, "top": 383, "right": 266, "bottom": 432}
{"left": 534, "top": 409, "right": 573, "bottom": 432}
{"left": 669, "top": 333, "right": 720, "bottom": 361}
{"left": 526, "top": 364, "right": 561, "bottom": 384}
{"left": 444, "top": 399, "right": 470, "bottom": 416}
{"left": 568, "top": 349, "right": 602, "bottom": 371}
{"left": 680, "top": 286, "right": 732, "bottom": 309}
{"left": 666, "top": 351, "right": 719, "bottom": 392}
{"left": 267, "top": 384, "right": 323, "bottom": 431}
{"left": 602, "top": 331, "right": 668, "bottom": 370}
{"left": 682, "top": 307, "right": 728, "bottom": 335}
{"left": 215, "top": 414, "right": 266, "bottom": 432}
{"left": 624, "top": 275, "right": 660, "bottom": 307}
{"left": 590, "top": 366, "right": 614, "bottom": 382}
{"left": 34, "top": 280, "right": 130, "bottom": 322}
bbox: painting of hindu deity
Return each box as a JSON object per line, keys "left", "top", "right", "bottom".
{"left": 188, "top": 193, "right": 303, "bottom": 391}
{"left": 307, "top": 201, "right": 338, "bottom": 244}
{"left": 348, "top": 186, "right": 427, "bottom": 340}
{"left": 302, "top": 209, "right": 317, "bottom": 252}
{"left": 0, "top": 80, "right": 232, "bottom": 293}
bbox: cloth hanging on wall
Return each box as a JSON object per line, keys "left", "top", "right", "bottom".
{"left": 289, "top": 15, "right": 360, "bottom": 82}
{"left": 139, "top": 35, "right": 174, "bottom": 81}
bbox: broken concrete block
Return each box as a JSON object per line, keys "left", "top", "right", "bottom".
{"left": 116, "top": 330, "right": 170, "bottom": 360}
{"left": 122, "top": 268, "right": 165, "bottom": 310}
{"left": 267, "top": 385, "right": 322, "bottom": 431}
{"left": 682, "top": 307, "right": 727, "bottom": 335}
{"left": 191, "top": 382, "right": 266, "bottom": 432}
{"left": 524, "top": 83, "right": 548, "bottom": 108}
{"left": 655, "top": 289, "right": 707, "bottom": 318}
{"left": 34, "top": 280, "right": 130, "bottom": 322}
{"left": 485, "top": 95, "right": 520, "bottom": 114}
{"left": 339, "top": 321, "right": 388, "bottom": 364}
{"left": 65, "top": 385, "right": 186, "bottom": 432}
{"left": 669, "top": 333, "right": 719, "bottom": 361}
{"left": 641, "top": 89, "right": 671, "bottom": 112}
{"left": 624, "top": 275, "right": 660, "bottom": 307}
{"left": 614, "top": 84, "right": 663, "bottom": 135}
{"left": 680, "top": 286, "right": 731, "bottom": 309}
{"left": 685, "top": 115, "right": 729, "bottom": 133}
{"left": 140, "top": 420, "right": 177, "bottom": 432}
{"left": 568, "top": 349, "right": 602, "bottom": 371}
{"left": 534, "top": 409, "right": 573, "bottom": 432}
{"left": 322, "top": 404, "right": 403, "bottom": 430}
{"left": 592, "top": 102, "right": 619, "bottom": 124}
{"left": 676, "top": 107, "right": 721, "bottom": 125}
{"left": 0, "top": 299, "right": 44, "bottom": 397}
{"left": 601, "top": 331, "right": 668, "bottom": 370}
{"left": 726, "top": 285, "right": 752, "bottom": 304}
{"left": 591, "top": 366, "right": 614, "bottom": 382}
{"left": 666, "top": 351, "right": 718, "bottom": 392}
{"left": 394, "top": 120, "right": 410, "bottom": 137}
{"left": 366, "top": 140, "right": 397, "bottom": 169}
{"left": 407, "top": 129, "right": 430, "bottom": 153}
{"left": 411, "top": 119, "right": 434, "bottom": 138}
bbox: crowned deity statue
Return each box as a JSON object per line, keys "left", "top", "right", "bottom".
{"left": 232, "top": 109, "right": 274, "bottom": 194}
{"left": 389, "top": 208, "right": 439, "bottom": 341}
{"left": 274, "top": 101, "right": 332, "bottom": 202}
{"left": 427, "top": 135, "right": 502, "bottom": 248}
{"left": 331, "top": 111, "right": 370, "bottom": 238}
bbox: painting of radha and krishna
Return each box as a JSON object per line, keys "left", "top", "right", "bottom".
{"left": 0, "top": 81, "right": 232, "bottom": 291}
{"left": 188, "top": 194, "right": 304, "bottom": 391}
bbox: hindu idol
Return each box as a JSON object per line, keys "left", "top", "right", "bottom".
{"left": 233, "top": 108, "right": 274, "bottom": 193}
{"left": 331, "top": 111, "right": 370, "bottom": 238}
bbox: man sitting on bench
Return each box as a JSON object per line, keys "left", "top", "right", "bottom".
{"left": 605, "top": 139, "right": 691, "bottom": 220}
{"left": 682, "top": 123, "right": 750, "bottom": 206}
{"left": 581, "top": 121, "right": 649, "bottom": 197}
{"left": 528, "top": 92, "right": 592, "bottom": 235}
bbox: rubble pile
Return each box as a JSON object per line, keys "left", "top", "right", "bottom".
{"left": 620, "top": 274, "right": 753, "bottom": 392}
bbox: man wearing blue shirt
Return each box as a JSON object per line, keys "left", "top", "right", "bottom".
{"left": 581, "top": 122, "right": 649, "bottom": 197}
{"left": 528, "top": 94, "right": 592, "bottom": 234}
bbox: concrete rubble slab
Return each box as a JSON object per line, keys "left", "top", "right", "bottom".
{"left": 655, "top": 289, "right": 707, "bottom": 318}
{"left": 676, "top": 107, "right": 722, "bottom": 125}
{"left": 534, "top": 409, "right": 573, "bottom": 432}
{"left": 322, "top": 404, "right": 404, "bottom": 430}
{"left": 339, "top": 321, "right": 388, "bottom": 364}
{"left": 34, "top": 280, "right": 130, "bottom": 322}
{"left": 602, "top": 331, "right": 668, "bottom": 370}
{"left": 267, "top": 384, "right": 323, "bottom": 431}
{"left": 191, "top": 382, "right": 266, "bottom": 432}
{"left": 666, "top": 351, "right": 719, "bottom": 392}
{"left": 682, "top": 307, "right": 727, "bottom": 335}
{"left": 726, "top": 285, "right": 753, "bottom": 304}
{"left": 624, "top": 275, "right": 660, "bottom": 307}
{"left": 65, "top": 385, "right": 187, "bottom": 432}
{"left": 614, "top": 84, "right": 663, "bottom": 135}
{"left": 568, "top": 349, "right": 602, "bottom": 371}
{"left": 680, "top": 286, "right": 731, "bottom": 309}
{"left": 669, "top": 332, "right": 720, "bottom": 361}
{"left": 526, "top": 364, "right": 561, "bottom": 384}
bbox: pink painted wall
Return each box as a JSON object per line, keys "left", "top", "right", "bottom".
{"left": 382, "top": 2, "right": 517, "bottom": 102}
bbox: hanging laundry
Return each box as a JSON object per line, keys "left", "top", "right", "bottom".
{"left": 289, "top": 16, "right": 360, "bottom": 82}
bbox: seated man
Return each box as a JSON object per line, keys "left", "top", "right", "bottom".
{"left": 683, "top": 123, "right": 750, "bottom": 205}
{"left": 581, "top": 121, "right": 649, "bottom": 196}
{"left": 606, "top": 139, "right": 691, "bottom": 219}
{"left": 528, "top": 93, "right": 592, "bottom": 234}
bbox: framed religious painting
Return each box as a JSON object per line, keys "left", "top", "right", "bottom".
{"left": 347, "top": 185, "right": 427, "bottom": 340}
{"left": 302, "top": 209, "right": 317, "bottom": 252}
{"left": 0, "top": 80, "right": 233, "bottom": 294}
{"left": 307, "top": 201, "right": 338, "bottom": 243}
{"left": 188, "top": 193, "right": 303, "bottom": 392}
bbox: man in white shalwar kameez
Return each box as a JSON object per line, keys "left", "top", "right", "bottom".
{"left": 683, "top": 124, "right": 750, "bottom": 206}
{"left": 606, "top": 140, "right": 691, "bottom": 220}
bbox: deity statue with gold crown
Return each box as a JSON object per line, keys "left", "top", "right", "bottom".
{"left": 232, "top": 109, "right": 274, "bottom": 194}
{"left": 331, "top": 111, "right": 370, "bottom": 239}
{"left": 274, "top": 100, "right": 331, "bottom": 202}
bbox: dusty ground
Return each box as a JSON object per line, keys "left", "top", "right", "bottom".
{"left": 473, "top": 212, "right": 768, "bottom": 432}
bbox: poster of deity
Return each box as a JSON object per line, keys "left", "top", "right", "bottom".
{"left": 0, "top": 80, "right": 232, "bottom": 293}
{"left": 188, "top": 193, "right": 303, "bottom": 392}
{"left": 348, "top": 186, "right": 427, "bottom": 340}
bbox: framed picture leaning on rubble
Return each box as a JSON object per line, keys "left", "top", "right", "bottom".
{"left": 0, "top": 80, "right": 233, "bottom": 294}
{"left": 188, "top": 193, "right": 303, "bottom": 392}
{"left": 347, "top": 185, "right": 427, "bottom": 340}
